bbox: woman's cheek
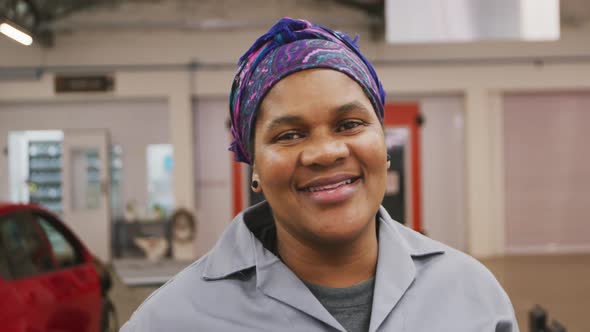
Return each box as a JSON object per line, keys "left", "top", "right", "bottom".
{"left": 354, "top": 133, "right": 387, "bottom": 162}
{"left": 259, "top": 147, "right": 297, "bottom": 179}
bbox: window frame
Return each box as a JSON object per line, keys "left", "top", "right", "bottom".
{"left": 0, "top": 213, "right": 16, "bottom": 280}
{"left": 30, "top": 209, "right": 87, "bottom": 271}
{"left": 0, "top": 210, "right": 56, "bottom": 280}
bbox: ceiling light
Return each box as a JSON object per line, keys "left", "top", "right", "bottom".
{"left": 385, "top": 0, "right": 560, "bottom": 44}
{"left": 0, "top": 22, "right": 33, "bottom": 46}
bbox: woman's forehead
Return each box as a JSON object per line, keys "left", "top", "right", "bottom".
{"left": 260, "top": 69, "right": 373, "bottom": 117}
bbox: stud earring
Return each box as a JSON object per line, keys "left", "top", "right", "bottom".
{"left": 251, "top": 180, "right": 259, "bottom": 190}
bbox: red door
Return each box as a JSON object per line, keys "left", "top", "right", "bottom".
{"left": 383, "top": 103, "right": 423, "bottom": 233}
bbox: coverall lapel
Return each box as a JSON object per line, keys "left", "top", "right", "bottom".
{"left": 368, "top": 209, "right": 417, "bottom": 332}
{"left": 255, "top": 241, "right": 347, "bottom": 331}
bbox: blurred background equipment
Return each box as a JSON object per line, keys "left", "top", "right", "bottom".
{"left": 529, "top": 305, "right": 567, "bottom": 332}
{"left": 529, "top": 305, "right": 547, "bottom": 332}
{"left": 133, "top": 236, "right": 169, "bottom": 262}
{"left": 169, "top": 208, "right": 196, "bottom": 261}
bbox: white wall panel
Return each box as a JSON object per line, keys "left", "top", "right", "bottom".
{"left": 192, "top": 98, "right": 232, "bottom": 256}
{"left": 504, "top": 92, "right": 590, "bottom": 253}
{"left": 419, "top": 96, "right": 467, "bottom": 251}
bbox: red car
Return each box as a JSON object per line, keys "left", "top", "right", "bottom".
{"left": 0, "top": 203, "right": 117, "bottom": 332}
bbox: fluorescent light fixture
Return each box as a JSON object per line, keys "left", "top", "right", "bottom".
{"left": 0, "top": 22, "right": 33, "bottom": 46}
{"left": 385, "top": 0, "right": 560, "bottom": 44}
{"left": 521, "top": 0, "right": 560, "bottom": 41}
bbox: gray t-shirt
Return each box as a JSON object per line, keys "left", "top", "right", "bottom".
{"left": 305, "top": 277, "right": 375, "bottom": 332}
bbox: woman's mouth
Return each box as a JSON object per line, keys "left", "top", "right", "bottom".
{"left": 301, "top": 177, "right": 359, "bottom": 192}
{"left": 299, "top": 176, "right": 361, "bottom": 204}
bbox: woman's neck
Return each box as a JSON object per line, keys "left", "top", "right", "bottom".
{"left": 275, "top": 221, "right": 378, "bottom": 288}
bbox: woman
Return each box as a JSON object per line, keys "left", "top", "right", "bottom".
{"left": 122, "top": 18, "right": 518, "bottom": 332}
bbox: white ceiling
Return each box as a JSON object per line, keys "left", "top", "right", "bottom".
{"left": 49, "top": 0, "right": 590, "bottom": 32}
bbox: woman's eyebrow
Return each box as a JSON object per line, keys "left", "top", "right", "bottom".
{"left": 265, "top": 115, "right": 304, "bottom": 132}
{"left": 334, "top": 101, "right": 371, "bottom": 115}
{"left": 264, "top": 101, "right": 369, "bottom": 132}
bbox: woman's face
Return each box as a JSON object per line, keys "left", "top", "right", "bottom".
{"left": 252, "top": 69, "right": 387, "bottom": 246}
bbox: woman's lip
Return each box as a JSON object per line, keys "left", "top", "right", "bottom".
{"left": 298, "top": 174, "right": 361, "bottom": 190}
{"left": 299, "top": 177, "right": 361, "bottom": 204}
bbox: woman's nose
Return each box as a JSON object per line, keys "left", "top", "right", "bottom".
{"left": 300, "top": 135, "right": 350, "bottom": 167}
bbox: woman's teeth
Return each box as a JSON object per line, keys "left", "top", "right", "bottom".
{"left": 303, "top": 179, "right": 354, "bottom": 192}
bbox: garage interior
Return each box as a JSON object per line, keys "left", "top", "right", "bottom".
{"left": 2, "top": 0, "right": 590, "bottom": 331}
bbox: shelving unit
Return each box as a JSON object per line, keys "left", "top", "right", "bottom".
{"left": 110, "top": 145, "right": 123, "bottom": 218}
{"left": 27, "top": 140, "right": 123, "bottom": 216}
{"left": 28, "top": 140, "right": 63, "bottom": 214}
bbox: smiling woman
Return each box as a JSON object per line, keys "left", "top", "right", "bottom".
{"left": 122, "top": 18, "right": 519, "bottom": 332}
{"left": 252, "top": 69, "right": 387, "bottom": 287}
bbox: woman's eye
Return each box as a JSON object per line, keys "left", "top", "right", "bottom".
{"left": 276, "top": 132, "right": 303, "bottom": 141}
{"left": 338, "top": 120, "right": 364, "bottom": 132}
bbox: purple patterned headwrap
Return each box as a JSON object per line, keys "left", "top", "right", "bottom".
{"left": 229, "top": 17, "right": 386, "bottom": 164}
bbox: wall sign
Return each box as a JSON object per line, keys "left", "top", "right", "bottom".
{"left": 55, "top": 75, "right": 114, "bottom": 93}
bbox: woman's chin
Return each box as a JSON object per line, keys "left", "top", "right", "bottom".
{"left": 307, "top": 220, "right": 374, "bottom": 246}
{"left": 274, "top": 203, "right": 378, "bottom": 247}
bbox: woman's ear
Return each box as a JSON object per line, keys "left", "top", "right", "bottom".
{"left": 251, "top": 168, "right": 262, "bottom": 193}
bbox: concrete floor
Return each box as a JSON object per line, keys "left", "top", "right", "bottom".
{"left": 110, "top": 254, "right": 590, "bottom": 331}
{"left": 483, "top": 254, "right": 590, "bottom": 332}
